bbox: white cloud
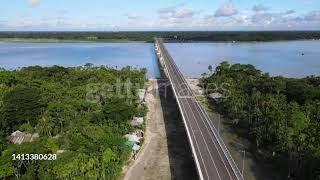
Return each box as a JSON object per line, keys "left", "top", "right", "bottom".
{"left": 126, "top": 12, "right": 141, "bottom": 20}
{"left": 158, "top": 5, "right": 195, "bottom": 27}
{"left": 159, "top": 5, "right": 194, "bottom": 19}
{"left": 252, "top": 4, "right": 269, "bottom": 12}
{"left": 215, "top": 3, "right": 238, "bottom": 17}
{"left": 304, "top": 11, "right": 320, "bottom": 22}
{"left": 251, "top": 13, "right": 274, "bottom": 24}
{"left": 28, "top": 0, "right": 41, "bottom": 7}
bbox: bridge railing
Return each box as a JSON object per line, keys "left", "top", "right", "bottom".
{"left": 154, "top": 38, "right": 244, "bottom": 180}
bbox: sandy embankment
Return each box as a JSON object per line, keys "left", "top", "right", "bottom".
{"left": 121, "top": 78, "right": 198, "bottom": 180}
{"left": 121, "top": 79, "right": 171, "bottom": 180}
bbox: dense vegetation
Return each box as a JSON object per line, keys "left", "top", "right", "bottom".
{"left": 0, "top": 65, "right": 147, "bottom": 179}
{"left": 202, "top": 62, "right": 320, "bottom": 180}
{"left": 1, "top": 31, "right": 320, "bottom": 42}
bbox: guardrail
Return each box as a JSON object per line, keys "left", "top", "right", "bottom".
{"left": 154, "top": 38, "right": 244, "bottom": 180}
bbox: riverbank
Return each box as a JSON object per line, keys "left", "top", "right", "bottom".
{"left": 0, "top": 38, "right": 147, "bottom": 43}
{"left": 1, "top": 37, "right": 320, "bottom": 44}
{"left": 1, "top": 31, "right": 320, "bottom": 43}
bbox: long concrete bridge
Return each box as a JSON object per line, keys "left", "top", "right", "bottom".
{"left": 154, "top": 38, "right": 244, "bottom": 180}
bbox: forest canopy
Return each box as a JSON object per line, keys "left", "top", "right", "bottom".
{"left": 1, "top": 31, "right": 320, "bottom": 42}
{"left": 202, "top": 62, "right": 320, "bottom": 180}
{"left": 0, "top": 65, "right": 147, "bottom": 179}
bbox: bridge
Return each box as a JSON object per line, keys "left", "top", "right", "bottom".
{"left": 154, "top": 38, "right": 244, "bottom": 180}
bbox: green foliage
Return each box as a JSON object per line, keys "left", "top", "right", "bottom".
{"left": 1, "top": 31, "right": 320, "bottom": 42}
{"left": 18, "top": 123, "right": 35, "bottom": 133}
{"left": 0, "top": 65, "right": 146, "bottom": 179}
{"left": 0, "top": 86, "right": 44, "bottom": 134}
{"left": 203, "top": 62, "right": 320, "bottom": 179}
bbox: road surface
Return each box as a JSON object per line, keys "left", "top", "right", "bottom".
{"left": 155, "top": 38, "right": 243, "bottom": 180}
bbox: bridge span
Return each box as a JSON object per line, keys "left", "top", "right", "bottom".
{"left": 155, "top": 38, "right": 244, "bottom": 180}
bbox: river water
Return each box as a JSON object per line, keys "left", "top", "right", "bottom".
{"left": 0, "top": 40, "right": 319, "bottom": 78}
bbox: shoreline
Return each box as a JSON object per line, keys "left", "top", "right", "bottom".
{"left": 0, "top": 38, "right": 148, "bottom": 43}
{"left": 1, "top": 38, "right": 319, "bottom": 43}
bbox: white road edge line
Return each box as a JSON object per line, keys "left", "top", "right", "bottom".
{"left": 155, "top": 40, "right": 205, "bottom": 180}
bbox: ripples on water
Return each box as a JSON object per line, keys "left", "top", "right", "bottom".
{"left": 166, "top": 40, "right": 320, "bottom": 78}
{"left": 0, "top": 40, "right": 319, "bottom": 78}
{"left": 0, "top": 42, "right": 160, "bottom": 78}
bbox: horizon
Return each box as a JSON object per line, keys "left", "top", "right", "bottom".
{"left": 1, "top": 30, "right": 320, "bottom": 32}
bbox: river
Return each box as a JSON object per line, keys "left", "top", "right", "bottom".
{"left": 0, "top": 40, "right": 319, "bottom": 78}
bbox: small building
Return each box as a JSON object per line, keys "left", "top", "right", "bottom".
{"left": 7, "top": 131, "right": 39, "bottom": 144}
{"left": 132, "top": 144, "right": 140, "bottom": 151}
{"left": 131, "top": 117, "right": 144, "bottom": 127}
{"left": 208, "top": 92, "right": 224, "bottom": 103}
{"left": 124, "top": 134, "right": 141, "bottom": 143}
{"left": 124, "top": 134, "right": 142, "bottom": 160}
{"left": 138, "top": 89, "right": 146, "bottom": 102}
{"left": 132, "top": 129, "right": 144, "bottom": 138}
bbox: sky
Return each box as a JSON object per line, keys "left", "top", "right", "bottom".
{"left": 0, "top": 0, "right": 320, "bottom": 31}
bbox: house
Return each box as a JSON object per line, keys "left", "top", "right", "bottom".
{"left": 132, "top": 129, "right": 144, "bottom": 138}
{"left": 132, "top": 144, "right": 140, "bottom": 151}
{"left": 124, "top": 134, "right": 141, "bottom": 143}
{"left": 131, "top": 117, "right": 144, "bottom": 127}
{"left": 138, "top": 89, "right": 146, "bottom": 102}
{"left": 208, "top": 92, "right": 224, "bottom": 103}
{"left": 7, "top": 131, "right": 39, "bottom": 144}
{"left": 124, "top": 134, "right": 142, "bottom": 160}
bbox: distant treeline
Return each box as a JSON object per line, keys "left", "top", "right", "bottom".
{"left": 1, "top": 31, "right": 320, "bottom": 42}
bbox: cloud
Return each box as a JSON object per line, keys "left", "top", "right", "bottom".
{"left": 252, "top": 4, "right": 269, "bottom": 12}
{"left": 159, "top": 5, "right": 194, "bottom": 19}
{"left": 285, "top": 10, "right": 295, "bottom": 15}
{"left": 158, "top": 5, "right": 195, "bottom": 26}
{"left": 126, "top": 12, "right": 141, "bottom": 20}
{"left": 215, "top": 3, "right": 238, "bottom": 17}
{"left": 28, "top": 0, "right": 41, "bottom": 7}
{"left": 304, "top": 11, "right": 320, "bottom": 22}
{"left": 251, "top": 13, "right": 274, "bottom": 24}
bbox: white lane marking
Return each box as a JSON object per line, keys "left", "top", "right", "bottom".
{"left": 164, "top": 43, "right": 243, "bottom": 180}
{"left": 190, "top": 99, "right": 234, "bottom": 179}
{"left": 193, "top": 99, "right": 243, "bottom": 180}
{"left": 174, "top": 63, "right": 236, "bottom": 179}
{"left": 163, "top": 49, "right": 210, "bottom": 180}
{"left": 164, "top": 45, "right": 224, "bottom": 180}
{"left": 161, "top": 40, "right": 242, "bottom": 180}
{"left": 179, "top": 99, "right": 211, "bottom": 180}
{"left": 181, "top": 98, "right": 222, "bottom": 180}
{"left": 156, "top": 41, "right": 206, "bottom": 180}
{"left": 167, "top": 56, "right": 228, "bottom": 179}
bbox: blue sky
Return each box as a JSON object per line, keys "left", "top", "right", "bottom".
{"left": 0, "top": 0, "right": 319, "bottom": 31}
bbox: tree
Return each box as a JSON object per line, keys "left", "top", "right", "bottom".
{"left": 0, "top": 86, "right": 44, "bottom": 134}
{"left": 208, "top": 65, "right": 213, "bottom": 74}
{"left": 215, "top": 61, "right": 230, "bottom": 76}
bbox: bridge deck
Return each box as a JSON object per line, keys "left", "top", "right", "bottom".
{"left": 155, "top": 38, "right": 243, "bottom": 180}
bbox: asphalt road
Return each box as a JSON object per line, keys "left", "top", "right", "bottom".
{"left": 155, "top": 38, "right": 243, "bottom": 180}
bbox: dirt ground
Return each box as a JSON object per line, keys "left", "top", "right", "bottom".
{"left": 186, "top": 78, "right": 274, "bottom": 180}
{"left": 121, "top": 79, "right": 198, "bottom": 180}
